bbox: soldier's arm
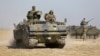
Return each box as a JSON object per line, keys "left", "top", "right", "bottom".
{"left": 44, "top": 13, "right": 48, "bottom": 20}
{"left": 27, "top": 11, "right": 31, "bottom": 16}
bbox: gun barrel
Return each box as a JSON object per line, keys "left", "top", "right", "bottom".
{"left": 87, "top": 18, "right": 94, "bottom": 22}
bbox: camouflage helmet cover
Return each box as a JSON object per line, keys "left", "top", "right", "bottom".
{"left": 49, "top": 10, "right": 53, "bottom": 14}
{"left": 32, "top": 6, "right": 36, "bottom": 10}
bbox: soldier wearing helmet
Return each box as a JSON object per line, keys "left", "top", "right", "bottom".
{"left": 80, "top": 18, "right": 88, "bottom": 40}
{"left": 44, "top": 10, "right": 56, "bottom": 22}
{"left": 27, "top": 6, "right": 36, "bottom": 19}
{"left": 27, "top": 6, "right": 42, "bottom": 22}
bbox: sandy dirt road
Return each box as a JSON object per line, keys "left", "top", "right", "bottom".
{"left": 0, "top": 29, "right": 100, "bottom": 56}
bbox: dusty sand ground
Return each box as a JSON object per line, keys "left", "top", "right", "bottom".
{"left": 0, "top": 29, "right": 100, "bottom": 56}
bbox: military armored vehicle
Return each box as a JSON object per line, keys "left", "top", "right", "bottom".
{"left": 69, "top": 26, "right": 100, "bottom": 39}
{"left": 13, "top": 10, "right": 67, "bottom": 48}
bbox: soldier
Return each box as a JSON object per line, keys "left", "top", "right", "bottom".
{"left": 80, "top": 18, "right": 88, "bottom": 40}
{"left": 27, "top": 6, "right": 36, "bottom": 20}
{"left": 27, "top": 6, "right": 42, "bottom": 22}
{"left": 44, "top": 10, "right": 56, "bottom": 22}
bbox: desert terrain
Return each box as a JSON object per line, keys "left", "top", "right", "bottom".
{"left": 0, "top": 29, "right": 100, "bottom": 56}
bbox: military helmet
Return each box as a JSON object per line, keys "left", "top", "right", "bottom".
{"left": 49, "top": 10, "right": 53, "bottom": 14}
{"left": 32, "top": 6, "right": 36, "bottom": 10}
{"left": 83, "top": 18, "right": 85, "bottom": 20}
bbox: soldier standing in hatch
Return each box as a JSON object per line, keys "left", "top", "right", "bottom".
{"left": 27, "top": 6, "right": 36, "bottom": 20}
{"left": 27, "top": 6, "right": 42, "bottom": 22}
{"left": 80, "top": 18, "right": 88, "bottom": 41}
{"left": 44, "top": 10, "right": 56, "bottom": 22}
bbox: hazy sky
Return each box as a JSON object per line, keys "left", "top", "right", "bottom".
{"left": 0, "top": 0, "right": 100, "bottom": 28}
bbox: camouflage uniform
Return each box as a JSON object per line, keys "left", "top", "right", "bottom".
{"left": 44, "top": 10, "right": 56, "bottom": 22}
{"left": 27, "top": 6, "right": 42, "bottom": 22}
{"left": 80, "top": 18, "right": 88, "bottom": 40}
{"left": 27, "top": 6, "right": 36, "bottom": 20}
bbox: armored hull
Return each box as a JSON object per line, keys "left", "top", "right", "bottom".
{"left": 14, "top": 21, "right": 67, "bottom": 48}
{"left": 69, "top": 26, "right": 100, "bottom": 39}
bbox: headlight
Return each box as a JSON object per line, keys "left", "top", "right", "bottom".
{"left": 53, "top": 27, "right": 57, "bottom": 30}
{"left": 47, "top": 37, "right": 51, "bottom": 40}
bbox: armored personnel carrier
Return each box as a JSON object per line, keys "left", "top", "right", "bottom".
{"left": 13, "top": 9, "right": 67, "bottom": 48}
{"left": 69, "top": 26, "right": 100, "bottom": 39}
